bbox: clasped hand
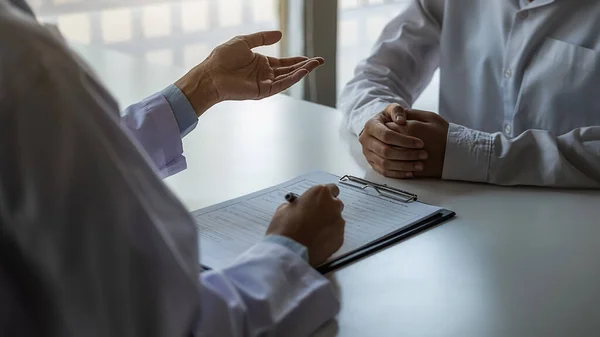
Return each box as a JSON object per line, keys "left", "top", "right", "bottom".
{"left": 359, "top": 103, "right": 450, "bottom": 179}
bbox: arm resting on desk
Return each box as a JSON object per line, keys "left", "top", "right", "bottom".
{"left": 443, "top": 124, "right": 600, "bottom": 188}
{"left": 197, "top": 242, "right": 338, "bottom": 337}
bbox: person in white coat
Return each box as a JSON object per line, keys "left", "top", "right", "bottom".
{"left": 340, "top": 0, "right": 600, "bottom": 188}
{"left": 0, "top": 1, "right": 345, "bottom": 336}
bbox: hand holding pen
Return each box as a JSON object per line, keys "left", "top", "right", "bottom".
{"left": 266, "top": 184, "right": 346, "bottom": 266}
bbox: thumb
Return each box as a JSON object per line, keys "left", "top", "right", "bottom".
{"left": 385, "top": 103, "right": 407, "bottom": 125}
{"left": 239, "top": 31, "right": 282, "bottom": 49}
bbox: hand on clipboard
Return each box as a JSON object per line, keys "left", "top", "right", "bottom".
{"left": 193, "top": 171, "right": 455, "bottom": 272}
{"left": 267, "top": 184, "right": 346, "bottom": 267}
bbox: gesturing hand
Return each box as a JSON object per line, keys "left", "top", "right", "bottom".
{"left": 176, "top": 30, "right": 324, "bottom": 116}
{"left": 207, "top": 30, "right": 324, "bottom": 101}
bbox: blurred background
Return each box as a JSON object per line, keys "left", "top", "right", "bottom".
{"left": 30, "top": 0, "right": 438, "bottom": 109}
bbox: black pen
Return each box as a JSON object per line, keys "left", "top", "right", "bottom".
{"left": 285, "top": 192, "right": 300, "bottom": 202}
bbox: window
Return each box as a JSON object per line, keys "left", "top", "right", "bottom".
{"left": 29, "top": 0, "right": 438, "bottom": 108}
{"left": 33, "top": 0, "right": 281, "bottom": 71}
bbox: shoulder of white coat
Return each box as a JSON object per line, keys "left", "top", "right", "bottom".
{"left": 0, "top": 3, "right": 81, "bottom": 86}
{"left": 0, "top": 4, "right": 118, "bottom": 117}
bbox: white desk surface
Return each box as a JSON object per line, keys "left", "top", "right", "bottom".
{"left": 73, "top": 44, "right": 600, "bottom": 337}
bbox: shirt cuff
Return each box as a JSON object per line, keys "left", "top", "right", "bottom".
{"left": 442, "top": 123, "right": 493, "bottom": 183}
{"left": 121, "top": 92, "right": 187, "bottom": 177}
{"left": 263, "top": 235, "right": 309, "bottom": 262}
{"left": 161, "top": 84, "right": 198, "bottom": 137}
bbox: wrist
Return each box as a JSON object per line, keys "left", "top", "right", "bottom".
{"left": 174, "top": 63, "right": 220, "bottom": 117}
{"left": 263, "top": 235, "right": 309, "bottom": 262}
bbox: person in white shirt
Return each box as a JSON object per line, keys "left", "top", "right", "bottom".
{"left": 340, "top": 0, "right": 600, "bottom": 188}
{"left": 0, "top": 1, "right": 344, "bottom": 336}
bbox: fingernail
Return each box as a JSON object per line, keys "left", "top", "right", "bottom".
{"left": 395, "top": 115, "right": 406, "bottom": 122}
{"left": 415, "top": 163, "right": 424, "bottom": 171}
{"left": 415, "top": 140, "right": 424, "bottom": 148}
{"left": 405, "top": 172, "right": 414, "bottom": 178}
{"left": 419, "top": 152, "right": 428, "bottom": 160}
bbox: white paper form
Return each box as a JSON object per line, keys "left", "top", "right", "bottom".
{"left": 192, "top": 171, "right": 442, "bottom": 269}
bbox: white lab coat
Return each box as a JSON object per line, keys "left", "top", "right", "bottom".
{"left": 0, "top": 3, "right": 339, "bottom": 336}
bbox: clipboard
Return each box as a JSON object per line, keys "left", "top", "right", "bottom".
{"left": 194, "top": 172, "right": 456, "bottom": 273}
{"left": 314, "top": 175, "right": 455, "bottom": 274}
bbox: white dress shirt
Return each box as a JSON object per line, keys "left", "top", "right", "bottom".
{"left": 339, "top": 0, "right": 600, "bottom": 188}
{"left": 0, "top": 3, "right": 339, "bottom": 336}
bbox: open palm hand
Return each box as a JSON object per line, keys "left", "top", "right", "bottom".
{"left": 206, "top": 31, "right": 324, "bottom": 101}
{"left": 175, "top": 31, "right": 324, "bottom": 116}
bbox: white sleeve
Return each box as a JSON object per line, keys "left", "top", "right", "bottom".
{"left": 443, "top": 124, "right": 600, "bottom": 187}
{"left": 196, "top": 242, "right": 339, "bottom": 337}
{"left": 338, "top": 0, "right": 444, "bottom": 135}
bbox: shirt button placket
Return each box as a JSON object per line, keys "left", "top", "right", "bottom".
{"left": 504, "top": 123, "right": 512, "bottom": 136}
{"left": 519, "top": 11, "right": 529, "bottom": 20}
{"left": 501, "top": 9, "right": 528, "bottom": 139}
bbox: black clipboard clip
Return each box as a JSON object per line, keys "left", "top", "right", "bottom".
{"left": 339, "top": 175, "right": 418, "bottom": 203}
